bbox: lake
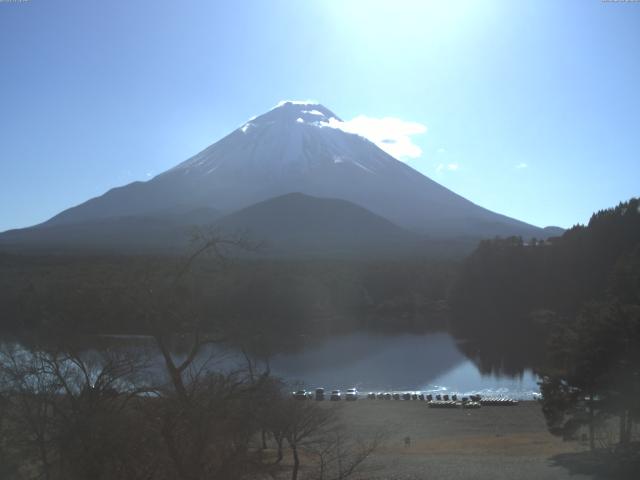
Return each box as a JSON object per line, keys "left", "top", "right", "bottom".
{"left": 2, "top": 332, "right": 540, "bottom": 399}
{"left": 264, "top": 332, "right": 540, "bottom": 399}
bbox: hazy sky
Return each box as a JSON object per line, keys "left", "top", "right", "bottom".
{"left": 1, "top": 0, "right": 638, "bottom": 231}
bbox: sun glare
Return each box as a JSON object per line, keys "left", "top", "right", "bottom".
{"left": 328, "top": 0, "right": 483, "bottom": 42}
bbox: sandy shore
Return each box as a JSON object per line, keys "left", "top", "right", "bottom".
{"left": 317, "top": 400, "right": 593, "bottom": 480}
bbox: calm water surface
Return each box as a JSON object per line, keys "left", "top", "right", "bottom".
{"left": 3, "top": 332, "right": 540, "bottom": 399}
{"left": 266, "top": 332, "right": 539, "bottom": 399}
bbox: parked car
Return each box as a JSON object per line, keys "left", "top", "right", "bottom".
{"left": 293, "top": 390, "right": 309, "bottom": 400}
{"left": 345, "top": 388, "right": 358, "bottom": 401}
{"left": 330, "top": 390, "right": 342, "bottom": 401}
{"left": 315, "top": 388, "right": 325, "bottom": 401}
{"left": 367, "top": 392, "right": 376, "bottom": 399}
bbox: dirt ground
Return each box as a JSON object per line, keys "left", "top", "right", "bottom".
{"left": 314, "top": 400, "right": 595, "bottom": 480}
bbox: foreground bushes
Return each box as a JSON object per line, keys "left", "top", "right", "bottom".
{"left": 0, "top": 343, "right": 383, "bottom": 480}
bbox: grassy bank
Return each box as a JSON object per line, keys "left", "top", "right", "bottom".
{"left": 284, "top": 400, "right": 593, "bottom": 479}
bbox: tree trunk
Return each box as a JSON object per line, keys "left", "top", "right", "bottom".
{"left": 261, "top": 429, "right": 267, "bottom": 450}
{"left": 620, "top": 409, "right": 633, "bottom": 445}
{"left": 620, "top": 411, "right": 627, "bottom": 445}
{"left": 276, "top": 436, "right": 284, "bottom": 463}
{"left": 156, "top": 335, "right": 188, "bottom": 399}
{"left": 161, "top": 415, "right": 194, "bottom": 480}
{"left": 291, "top": 444, "right": 300, "bottom": 480}
{"left": 588, "top": 394, "right": 595, "bottom": 451}
{"left": 38, "top": 439, "right": 51, "bottom": 480}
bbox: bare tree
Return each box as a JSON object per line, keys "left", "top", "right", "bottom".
{"left": 0, "top": 344, "right": 59, "bottom": 480}
{"left": 0, "top": 343, "right": 155, "bottom": 480}
{"left": 142, "top": 229, "right": 259, "bottom": 400}
{"left": 309, "top": 426, "right": 388, "bottom": 480}
{"left": 1, "top": 230, "right": 392, "bottom": 480}
{"left": 131, "top": 231, "right": 271, "bottom": 480}
{"left": 282, "top": 400, "right": 336, "bottom": 480}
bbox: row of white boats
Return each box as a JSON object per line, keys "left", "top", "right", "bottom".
{"left": 367, "top": 392, "right": 519, "bottom": 408}
{"left": 292, "top": 388, "right": 520, "bottom": 407}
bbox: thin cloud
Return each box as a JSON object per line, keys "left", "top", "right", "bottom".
{"left": 436, "top": 163, "right": 459, "bottom": 172}
{"left": 321, "top": 116, "right": 427, "bottom": 161}
{"left": 515, "top": 162, "right": 528, "bottom": 169}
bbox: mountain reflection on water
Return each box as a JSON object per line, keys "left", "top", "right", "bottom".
{"left": 266, "top": 332, "right": 539, "bottom": 399}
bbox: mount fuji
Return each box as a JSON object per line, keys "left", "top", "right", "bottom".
{"left": 0, "top": 101, "right": 557, "bottom": 255}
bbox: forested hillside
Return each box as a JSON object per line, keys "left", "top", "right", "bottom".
{"left": 0, "top": 254, "right": 456, "bottom": 348}
{"left": 450, "top": 198, "right": 640, "bottom": 373}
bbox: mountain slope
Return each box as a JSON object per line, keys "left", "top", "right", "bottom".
{"left": 214, "top": 192, "right": 419, "bottom": 255}
{"left": 33, "top": 101, "right": 548, "bottom": 240}
{"left": 0, "top": 208, "right": 221, "bottom": 253}
{"left": 0, "top": 194, "right": 424, "bottom": 256}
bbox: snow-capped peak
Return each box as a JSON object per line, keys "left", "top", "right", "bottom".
{"left": 273, "top": 99, "right": 320, "bottom": 108}
{"left": 240, "top": 100, "right": 341, "bottom": 129}
{"left": 168, "top": 101, "right": 389, "bottom": 179}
